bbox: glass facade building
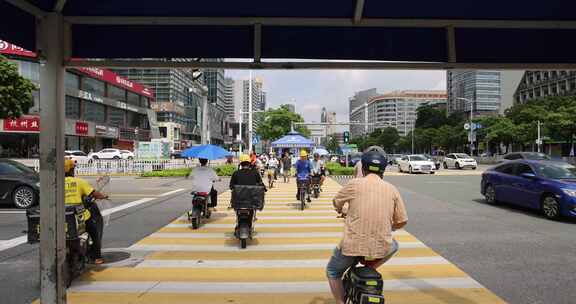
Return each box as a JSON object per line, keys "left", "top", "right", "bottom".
{"left": 447, "top": 70, "right": 501, "bottom": 115}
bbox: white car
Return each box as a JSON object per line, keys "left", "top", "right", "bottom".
{"left": 88, "top": 148, "right": 123, "bottom": 160}
{"left": 120, "top": 150, "right": 135, "bottom": 160}
{"left": 397, "top": 155, "right": 436, "bottom": 174}
{"left": 65, "top": 150, "right": 89, "bottom": 162}
{"left": 443, "top": 153, "right": 477, "bottom": 170}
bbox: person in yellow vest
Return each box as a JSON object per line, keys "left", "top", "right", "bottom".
{"left": 64, "top": 159, "right": 108, "bottom": 264}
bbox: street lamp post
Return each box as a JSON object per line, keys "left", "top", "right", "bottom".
{"left": 458, "top": 97, "right": 475, "bottom": 156}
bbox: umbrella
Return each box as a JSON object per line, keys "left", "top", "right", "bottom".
{"left": 181, "top": 144, "right": 232, "bottom": 160}
{"left": 313, "top": 148, "right": 329, "bottom": 156}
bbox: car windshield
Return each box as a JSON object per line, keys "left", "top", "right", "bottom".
{"left": 523, "top": 153, "right": 551, "bottom": 160}
{"left": 533, "top": 163, "right": 576, "bottom": 179}
{"left": 455, "top": 154, "right": 470, "bottom": 159}
{"left": 410, "top": 155, "right": 427, "bottom": 161}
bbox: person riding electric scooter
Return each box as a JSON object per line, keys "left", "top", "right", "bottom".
{"left": 326, "top": 151, "right": 408, "bottom": 304}
{"left": 295, "top": 150, "right": 312, "bottom": 209}
{"left": 310, "top": 153, "right": 325, "bottom": 198}
{"left": 230, "top": 154, "right": 266, "bottom": 248}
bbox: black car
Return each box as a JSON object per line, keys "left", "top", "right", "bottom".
{"left": 0, "top": 159, "right": 39, "bottom": 208}
{"left": 502, "top": 152, "right": 551, "bottom": 161}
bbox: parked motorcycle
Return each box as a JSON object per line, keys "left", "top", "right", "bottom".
{"left": 188, "top": 191, "right": 211, "bottom": 229}
{"left": 26, "top": 204, "right": 91, "bottom": 287}
{"left": 231, "top": 185, "right": 265, "bottom": 249}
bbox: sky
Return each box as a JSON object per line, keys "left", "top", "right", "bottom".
{"left": 226, "top": 70, "right": 447, "bottom": 130}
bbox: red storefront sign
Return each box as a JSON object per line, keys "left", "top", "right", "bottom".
{"left": 0, "top": 40, "right": 36, "bottom": 58}
{"left": 75, "top": 121, "right": 89, "bottom": 135}
{"left": 74, "top": 67, "right": 154, "bottom": 98}
{"left": 3, "top": 116, "right": 40, "bottom": 132}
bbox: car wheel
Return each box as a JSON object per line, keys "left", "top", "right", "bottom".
{"left": 128, "top": 156, "right": 134, "bottom": 160}
{"left": 409, "top": 166, "right": 413, "bottom": 174}
{"left": 472, "top": 167, "right": 477, "bottom": 170}
{"left": 430, "top": 171, "right": 435, "bottom": 175}
{"left": 92, "top": 156, "right": 99, "bottom": 160}
{"left": 541, "top": 195, "right": 561, "bottom": 220}
{"left": 484, "top": 184, "right": 498, "bottom": 205}
{"left": 13, "top": 186, "right": 36, "bottom": 209}
{"left": 443, "top": 162, "right": 448, "bottom": 169}
{"left": 455, "top": 162, "right": 461, "bottom": 169}
{"left": 113, "top": 156, "right": 120, "bottom": 159}
{"left": 397, "top": 165, "right": 402, "bottom": 173}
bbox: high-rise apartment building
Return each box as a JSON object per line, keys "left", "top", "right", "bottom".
{"left": 447, "top": 70, "right": 523, "bottom": 116}
{"left": 514, "top": 71, "right": 576, "bottom": 105}
{"left": 202, "top": 60, "right": 227, "bottom": 145}
{"left": 241, "top": 77, "right": 265, "bottom": 130}
{"left": 350, "top": 90, "right": 447, "bottom": 137}
{"left": 223, "top": 77, "right": 236, "bottom": 121}
{"left": 320, "top": 107, "right": 337, "bottom": 136}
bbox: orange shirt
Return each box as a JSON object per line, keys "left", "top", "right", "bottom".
{"left": 333, "top": 174, "right": 408, "bottom": 258}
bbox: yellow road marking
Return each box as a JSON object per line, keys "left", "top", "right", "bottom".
{"left": 81, "top": 264, "right": 468, "bottom": 282}
{"left": 137, "top": 235, "right": 419, "bottom": 245}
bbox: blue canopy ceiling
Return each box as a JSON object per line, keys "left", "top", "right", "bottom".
{"left": 272, "top": 131, "right": 314, "bottom": 149}
{"left": 2, "top": 0, "right": 576, "bottom": 65}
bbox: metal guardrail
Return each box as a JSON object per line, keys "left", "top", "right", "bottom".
{"left": 24, "top": 158, "right": 229, "bottom": 176}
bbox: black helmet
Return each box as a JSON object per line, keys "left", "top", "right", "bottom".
{"left": 361, "top": 151, "right": 387, "bottom": 174}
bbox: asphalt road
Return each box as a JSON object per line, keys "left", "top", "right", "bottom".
{"left": 353, "top": 174, "right": 576, "bottom": 304}
{"left": 0, "top": 176, "right": 230, "bottom": 304}
{"left": 2, "top": 173, "right": 575, "bottom": 303}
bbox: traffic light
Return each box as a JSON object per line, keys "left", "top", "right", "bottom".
{"left": 343, "top": 131, "right": 350, "bottom": 144}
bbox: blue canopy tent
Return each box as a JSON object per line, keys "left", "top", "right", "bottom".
{"left": 271, "top": 131, "right": 314, "bottom": 150}
{"left": 4, "top": 0, "right": 576, "bottom": 302}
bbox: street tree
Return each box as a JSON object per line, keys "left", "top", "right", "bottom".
{"left": 415, "top": 105, "right": 448, "bottom": 129}
{"left": 325, "top": 135, "right": 340, "bottom": 153}
{"left": 0, "top": 55, "right": 36, "bottom": 119}
{"left": 256, "top": 105, "right": 310, "bottom": 141}
{"left": 378, "top": 127, "right": 400, "bottom": 151}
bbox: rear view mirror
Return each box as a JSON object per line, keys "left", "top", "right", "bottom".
{"left": 521, "top": 173, "right": 536, "bottom": 179}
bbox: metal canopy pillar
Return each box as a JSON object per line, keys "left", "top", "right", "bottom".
{"left": 38, "top": 12, "right": 67, "bottom": 304}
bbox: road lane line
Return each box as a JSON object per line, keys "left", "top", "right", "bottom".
{"left": 166, "top": 223, "right": 344, "bottom": 228}
{"left": 126, "top": 242, "right": 427, "bottom": 252}
{"left": 0, "top": 188, "right": 184, "bottom": 252}
{"left": 148, "top": 231, "right": 410, "bottom": 239}
{"left": 69, "top": 278, "right": 483, "bottom": 293}
{"left": 159, "top": 188, "right": 186, "bottom": 197}
{"left": 135, "top": 257, "right": 450, "bottom": 268}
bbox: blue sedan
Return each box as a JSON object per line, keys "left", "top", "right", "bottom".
{"left": 481, "top": 160, "right": 576, "bottom": 219}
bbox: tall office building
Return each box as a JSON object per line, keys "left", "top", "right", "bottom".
{"left": 113, "top": 63, "right": 203, "bottom": 150}
{"left": 349, "top": 88, "right": 379, "bottom": 138}
{"left": 349, "top": 91, "right": 447, "bottom": 137}
{"left": 447, "top": 70, "right": 523, "bottom": 116}
{"left": 202, "top": 59, "right": 227, "bottom": 144}
{"left": 320, "top": 107, "right": 337, "bottom": 137}
{"left": 514, "top": 71, "right": 576, "bottom": 105}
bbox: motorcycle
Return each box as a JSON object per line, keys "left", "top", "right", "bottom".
{"left": 267, "top": 167, "right": 276, "bottom": 189}
{"left": 26, "top": 204, "right": 91, "bottom": 287}
{"left": 311, "top": 175, "right": 322, "bottom": 199}
{"left": 343, "top": 262, "right": 385, "bottom": 304}
{"left": 296, "top": 178, "right": 310, "bottom": 210}
{"left": 231, "top": 185, "right": 265, "bottom": 249}
{"left": 188, "top": 191, "right": 211, "bottom": 229}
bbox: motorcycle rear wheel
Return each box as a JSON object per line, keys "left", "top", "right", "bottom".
{"left": 191, "top": 217, "right": 200, "bottom": 229}
{"left": 240, "top": 238, "right": 247, "bottom": 249}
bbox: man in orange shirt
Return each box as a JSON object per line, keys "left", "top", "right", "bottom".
{"left": 326, "top": 151, "right": 408, "bottom": 304}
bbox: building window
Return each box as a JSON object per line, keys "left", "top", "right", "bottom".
{"left": 65, "top": 72, "right": 80, "bottom": 91}
{"left": 83, "top": 101, "right": 106, "bottom": 123}
{"left": 81, "top": 77, "right": 105, "bottom": 96}
{"left": 65, "top": 96, "right": 81, "bottom": 119}
{"left": 127, "top": 92, "right": 140, "bottom": 107}
{"left": 17, "top": 61, "right": 40, "bottom": 83}
{"left": 108, "top": 108, "right": 126, "bottom": 127}
{"left": 108, "top": 85, "right": 126, "bottom": 102}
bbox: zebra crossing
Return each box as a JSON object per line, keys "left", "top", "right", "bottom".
{"left": 62, "top": 177, "right": 505, "bottom": 303}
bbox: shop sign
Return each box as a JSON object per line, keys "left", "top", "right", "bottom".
{"left": 75, "top": 122, "right": 89, "bottom": 135}
{"left": 74, "top": 67, "right": 154, "bottom": 98}
{"left": 3, "top": 116, "right": 40, "bottom": 132}
{"left": 95, "top": 125, "right": 118, "bottom": 138}
{"left": 78, "top": 90, "right": 104, "bottom": 103}
{"left": 0, "top": 40, "right": 36, "bottom": 58}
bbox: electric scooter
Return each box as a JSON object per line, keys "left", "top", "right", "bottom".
{"left": 343, "top": 262, "right": 385, "bottom": 304}
{"left": 26, "top": 204, "right": 91, "bottom": 287}
{"left": 311, "top": 175, "right": 321, "bottom": 199}
{"left": 188, "top": 191, "right": 211, "bottom": 229}
{"left": 231, "top": 185, "right": 265, "bottom": 249}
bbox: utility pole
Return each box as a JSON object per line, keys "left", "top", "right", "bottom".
{"left": 364, "top": 102, "right": 369, "bottom": 135}
{"left": 537, "top": 120, "right": 542, "bottom": 153}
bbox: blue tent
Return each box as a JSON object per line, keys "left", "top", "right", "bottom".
{"left": 271, "top": 131, "right": 314, "bottom": 149}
